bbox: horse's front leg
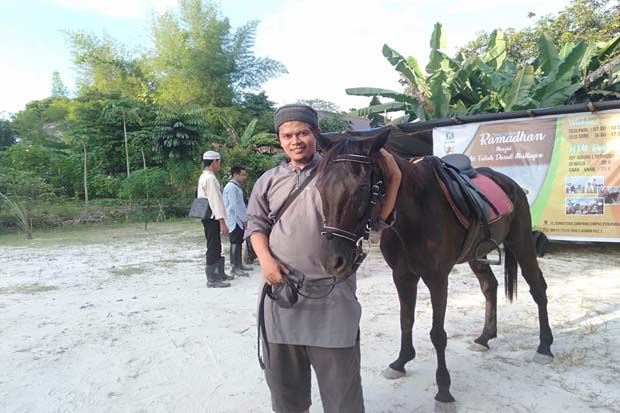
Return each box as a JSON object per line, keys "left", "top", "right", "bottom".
{"left": 425, "top": 272, "right": 456, "bottom": 404}
{"left": 383, "top": 271, "right": 419, "bottom": 379}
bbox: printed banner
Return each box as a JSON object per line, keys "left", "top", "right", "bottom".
{"left": 433, "top": 110, "right": 620, "bottom": 242}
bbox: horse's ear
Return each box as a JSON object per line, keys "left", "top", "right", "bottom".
{"left": 316, "top": 132, "right": 333, "bottom": 151}
{"left": 360, "top": 127, "right": 390, "bottom": 155}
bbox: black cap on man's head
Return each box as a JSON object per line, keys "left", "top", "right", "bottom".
{"left": 274, "top": 104, "right": 318, "bottom": 132}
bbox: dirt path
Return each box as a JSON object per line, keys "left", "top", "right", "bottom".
{"left": 1, "top": 222, "right": 619, "bottom": 412}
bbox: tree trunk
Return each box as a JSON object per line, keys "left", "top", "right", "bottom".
{"left": 123, "top": 112, "right": 131, "bottom": 176}
{"left": 583, "top": 56, "right": 620, "bottom": 87}
{"left": 141, "top": 148, "right": 147, "bottom": 170}
{"left": 144, "top": 196, "right": 150, "bottom": 231}
{"left": 82, "top": 141, "right": 89, "bottom": 212}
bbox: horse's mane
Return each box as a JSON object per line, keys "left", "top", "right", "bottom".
{"left": 317, "top": 137, "right": 435, "bottom": 200}
{"left": 317, "top": 138, "right": 388, "bottom": 176}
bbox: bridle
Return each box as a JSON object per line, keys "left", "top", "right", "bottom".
{"left": 257, "top": 153, "right": 385, "bottom": 370}
{"left": 320, "top": 153, "right": 385, "bottom": 273}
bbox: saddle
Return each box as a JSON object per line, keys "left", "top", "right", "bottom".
{"left": 433, "top": 154, "right": 513, "bottom": 264}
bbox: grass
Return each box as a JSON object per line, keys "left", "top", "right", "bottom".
{"left": 556, "top": 347, "right": 588, "bottom": 366}
{"left": 0, "top": 283, "right": 59, "bottom": 295}
{"left": 0, "top": 218, "right": 201, "bottom": 248}
{"left": 110, "top": 266, "right": 147, "bottom": 277}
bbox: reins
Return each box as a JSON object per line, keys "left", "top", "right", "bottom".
{"left": 257, "top": 151, "right": 387, "bottom": 370}
{"left": 257, "top": 257, "right": 353, "bottom": 370}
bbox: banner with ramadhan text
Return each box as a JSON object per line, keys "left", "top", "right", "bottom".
{"left": 433, "top": 109, "right": 620, "bottom": 242}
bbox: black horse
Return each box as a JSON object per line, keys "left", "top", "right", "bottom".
{"left": 314, "top": 128, "right": 553, "bottom": 405}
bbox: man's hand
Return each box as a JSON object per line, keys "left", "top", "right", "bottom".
{"left": 219, "top": 219, "right": 229, "bottom": 236}
{"left": 250, "top": 232, "right": 287, "bottom": 285}
{"left": 260, "top": 256, "right": 287, "bottom": 285}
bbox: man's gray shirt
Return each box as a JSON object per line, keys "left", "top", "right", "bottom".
{"left": 246, "top": 156, "right": 361, "bottom": 348}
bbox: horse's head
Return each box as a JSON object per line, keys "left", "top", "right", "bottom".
{"left": 315, "top": 127, "right": 390, "bottom": 277}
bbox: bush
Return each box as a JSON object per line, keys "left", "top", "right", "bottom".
{"left": 220, "top": 146, "right": 281, "bottom": 190}
{"left": 89, "top": 174, "right": 121, "bottom": 198}
{"left": 0, "top": 167, "right": 58, "bottom": 238}
{"left": 166, "top": 160, "right": 200, "bottom": 197}
{"left": 119, "top": 168, "right": 170, "bottom": 230}
{"left": 119, "top": 168, "right": 170, "bottom": 201}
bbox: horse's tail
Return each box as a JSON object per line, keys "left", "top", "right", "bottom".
{"left": 504, "top": 246, "right": 518, "bottom": 302}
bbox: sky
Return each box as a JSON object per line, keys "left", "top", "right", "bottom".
{"left": 0, "top": 0, "right": 572, "bottom": 118}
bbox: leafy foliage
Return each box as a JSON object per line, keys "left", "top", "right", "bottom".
{"left": 119, "top": 168, "right": 169, "bottom": 201}
{"left": 119, "top": 167, "right": 170, "bottom": 230}
{"left": 51, "top": 71, "right": 69, "bottom": 98}
{"left": 153, "top": 107, "right": 209, "bottom": 160}
{"left": 2, "top": 0, "right": 286, "bottom": 235}
{"left": 11, "top": 97, "right": 71, "bottom": 145}
{"left": 348, "top": 22, "right": 620, "bottom": 122}
{"left": 166, "top": 159, "right": 200, "bottom": 198}
{"left": 220, "top": 146, "right": 281, "bottom": 190}
{"left": 0, "top": 167, "right": 58, "bottom": 238}
{"left": 0, "top": 119, "right": 16, "bottom": 149}
{"left": 66, "top": 30, "right": 151, "bottom": 100}
{"left": 461, "top": 0, "right": 620, "bottom": 64}
{"left": 150, "top": 0, "right": 286, "bottom": 107}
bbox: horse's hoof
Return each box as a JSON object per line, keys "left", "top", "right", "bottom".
{"left": 468, "top": 342, "right": 489, "bottom": 352}
{"left": 382, "top": 366, "right": 406, "bottom": 379}
{"left": 533, "top": 352, "right": 554, "bottom": 365}
{"left": 433, "top": 399, "right": 457, "bottom": 413}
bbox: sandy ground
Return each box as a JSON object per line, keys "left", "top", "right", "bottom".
{"left": 1, "top": 221, "right": 619, "bottom": 413}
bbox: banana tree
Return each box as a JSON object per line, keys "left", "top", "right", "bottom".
{"left": 348, "top": 22, "right": 620, "bottom": 123}
{"left": 238, "top": 118, "right": 274, "bottom": 148}
{"left": 347, "top": 23, "right": 509, "bottom": 122}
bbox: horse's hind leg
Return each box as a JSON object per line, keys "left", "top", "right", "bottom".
{"left": 424, "top": 273, "right": 455, "bottom": 403}
{"left": 384, "top": 271, "right": 420, "bottom": 379}
{"left": 505, "top": 239, "right": 554, "bottom": 363}
{"left": 468, "top": 259, "right": 498, "bottom": 349}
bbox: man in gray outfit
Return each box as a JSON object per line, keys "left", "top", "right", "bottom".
{"left": 246, "top": 104, "right": 401, "bottom": 412}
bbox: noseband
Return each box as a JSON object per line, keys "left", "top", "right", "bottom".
{"left": 320, "top": 153, "right": 384, "bottom": 271}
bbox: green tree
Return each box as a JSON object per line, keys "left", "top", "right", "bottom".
{"left": 0, "top": 119, "right": 16, "bottom": 149}
{"left": 297, "top": 99, "right": 341, "bottom": 112}
{"left": 66, "top": 92, "right": 155, "bottom": 177}
{"left": 348, "top": 22, "right": 620, "bottom": 122}
{"left": 119, "top": 168, "right": 169, "bottom": 230}
{"left": 66, "top": 31, "right": 151, "bottom": 101}
{"left": 150, "top": 0, "right": 285, "bottom": 107}
{"left": 166, "top": 159, "right": 200, "bottom": 198}
{"left": 102, "top": 97, "right": 147, "bottom": 176}
{"left": 296, "top": 99, "right": 352, "bottom": 132}
{"left": 461, "top": 0, "right": 620, "bottom": 64}
{"left": 51, "top": 71, "right": 69, "bottom": 98}
{"left": 152, "top": 106, "right": 210, "bottom": 161}
{"left": 236, "top": 92, "right": 276, "bottom": 134}
{"left": 11, "top": 97, "right": 71, "bottom": 145}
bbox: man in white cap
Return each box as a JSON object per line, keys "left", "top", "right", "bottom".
{"left": 197, "top": 150, "right": 232, "bottom": 288}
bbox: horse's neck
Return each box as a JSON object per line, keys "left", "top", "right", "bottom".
{"left": 398, "top": 156, "right": 431, "bottom": 190}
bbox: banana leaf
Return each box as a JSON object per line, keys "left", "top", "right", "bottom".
{"left": 383, "top": 44, "right": 430, "bottom": 96}
{"left": 536, "top": 33, "right": 560, "bottom": 76}
{"left": 482, "top": 30, "right": 507, "bottom": 70}
{"left": 348, "top": 102, "right": 406, "bottom": 117}
{"left": 501, "top": 65, "right": 535, "bottom": 111}
{"left": 345, "top": 87, "right": 417, "bottom": 104}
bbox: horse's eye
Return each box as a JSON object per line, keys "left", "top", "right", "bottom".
{"left": 358, "top": 183, "right": 369, "bottom": 192}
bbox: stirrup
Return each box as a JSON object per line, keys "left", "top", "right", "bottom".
{"left": 475, "top": 239, "right": 502, "bottom": 265}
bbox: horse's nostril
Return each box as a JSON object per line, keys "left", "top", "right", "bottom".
{"left": 334, "top": 256, "right": 345, "bottom": 270}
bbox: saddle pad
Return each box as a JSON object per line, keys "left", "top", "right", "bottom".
{"left": 471, "top": 174, "right": 514, "bottom": 219}
{"left": 437, "top": 173, "right": 513, "bottom": 228}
